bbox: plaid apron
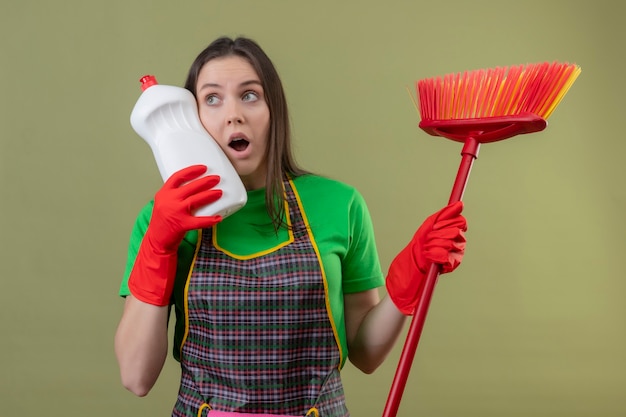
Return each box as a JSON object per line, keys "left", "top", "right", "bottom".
{"left": 172, "top": 179, "right": 348, "bottom": 417}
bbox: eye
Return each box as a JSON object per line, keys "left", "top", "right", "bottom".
{"left": 242, "top": 91, "right": 259, "bottom": 102}
{"left": 205, "top": 94, "right": 220, "bottom": 106}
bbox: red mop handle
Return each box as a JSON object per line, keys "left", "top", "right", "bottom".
{"left": 382, "top": 136, "right": 480, "bottom": 417}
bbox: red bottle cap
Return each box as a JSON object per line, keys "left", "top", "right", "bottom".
{"left": 139, "top": 75, "right": 158, "bottom": 91}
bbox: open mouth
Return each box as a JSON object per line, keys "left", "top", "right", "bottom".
{"left": 229, "top": 138, "right": 249, "bottom": 152}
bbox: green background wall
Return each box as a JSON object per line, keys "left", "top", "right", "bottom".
{"left": 1, "top": 1, "right": 624, "bottom": 416}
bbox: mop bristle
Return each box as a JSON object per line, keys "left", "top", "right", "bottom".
{"left": 417, "top": 62, "right": 581, "bottom": 121}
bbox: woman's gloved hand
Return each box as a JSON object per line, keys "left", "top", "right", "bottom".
{"left": 386, "top": 201, "right": 467, "bottom": 315}
{"left": 128, "top": 165, "right": 224, "bottom": 306}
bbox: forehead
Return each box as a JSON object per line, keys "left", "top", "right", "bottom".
{"left": 197, "top": 55, "right": 260, "bottom": 85}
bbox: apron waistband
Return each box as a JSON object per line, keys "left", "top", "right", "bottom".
{"left": 200, "top": 404, "right": 319, "bottom": 417}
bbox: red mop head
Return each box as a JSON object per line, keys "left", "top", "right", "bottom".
{"left": 416, "top": 62, "right": 581, "bottom": 143}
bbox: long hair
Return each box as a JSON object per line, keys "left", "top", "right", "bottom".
{"left": 184, "top": 36, "right": 307, "bottom": 231}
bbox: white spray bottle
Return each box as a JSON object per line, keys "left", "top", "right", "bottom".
{"left": 130, "top": 75, "right": 247, "bottom": 218}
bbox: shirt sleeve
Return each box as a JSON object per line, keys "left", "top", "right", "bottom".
{"left": 341, "top": 189, "right": 385, "bottom": 294}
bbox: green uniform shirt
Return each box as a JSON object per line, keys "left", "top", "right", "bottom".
{"left": 120, "top": 174, "right": 384, "bottom": 366}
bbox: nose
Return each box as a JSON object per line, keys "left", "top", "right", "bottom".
{"left": 225, "top": 101, "right": 244, "bottom": 125}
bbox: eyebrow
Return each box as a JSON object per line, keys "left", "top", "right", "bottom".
{"left": 197, "top": 80, "right": 263, "bottom": 92}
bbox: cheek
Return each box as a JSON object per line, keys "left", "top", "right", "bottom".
{"left": 254, "top": 111, "right": 271, "bottom": 140}
{"left": 198, "top": 111, "right": 219, "bottom": 136}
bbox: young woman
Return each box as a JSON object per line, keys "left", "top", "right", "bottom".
{"left": 115, "top": 36, "right": 467, "bottom": 417}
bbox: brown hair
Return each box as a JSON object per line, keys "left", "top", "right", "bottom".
{"left": 184, "top": 36, "right": 307, "bottom": 231}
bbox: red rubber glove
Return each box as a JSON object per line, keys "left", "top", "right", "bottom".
{"left": 386, "top": 201, "right": 467, "bottom": 315}
{"left": 128, "top": 165, "right": 224, "bottom": 306}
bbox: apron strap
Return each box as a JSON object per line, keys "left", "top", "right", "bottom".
{"left": 305, "top": 407, "right": 319, "bottom": 417}
{"left": 198, "top": 403, "right": 210, "bottom": 417}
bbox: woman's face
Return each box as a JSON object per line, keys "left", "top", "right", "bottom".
{"left": 195, "top": 55, "right": 270, "bottom": 191}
